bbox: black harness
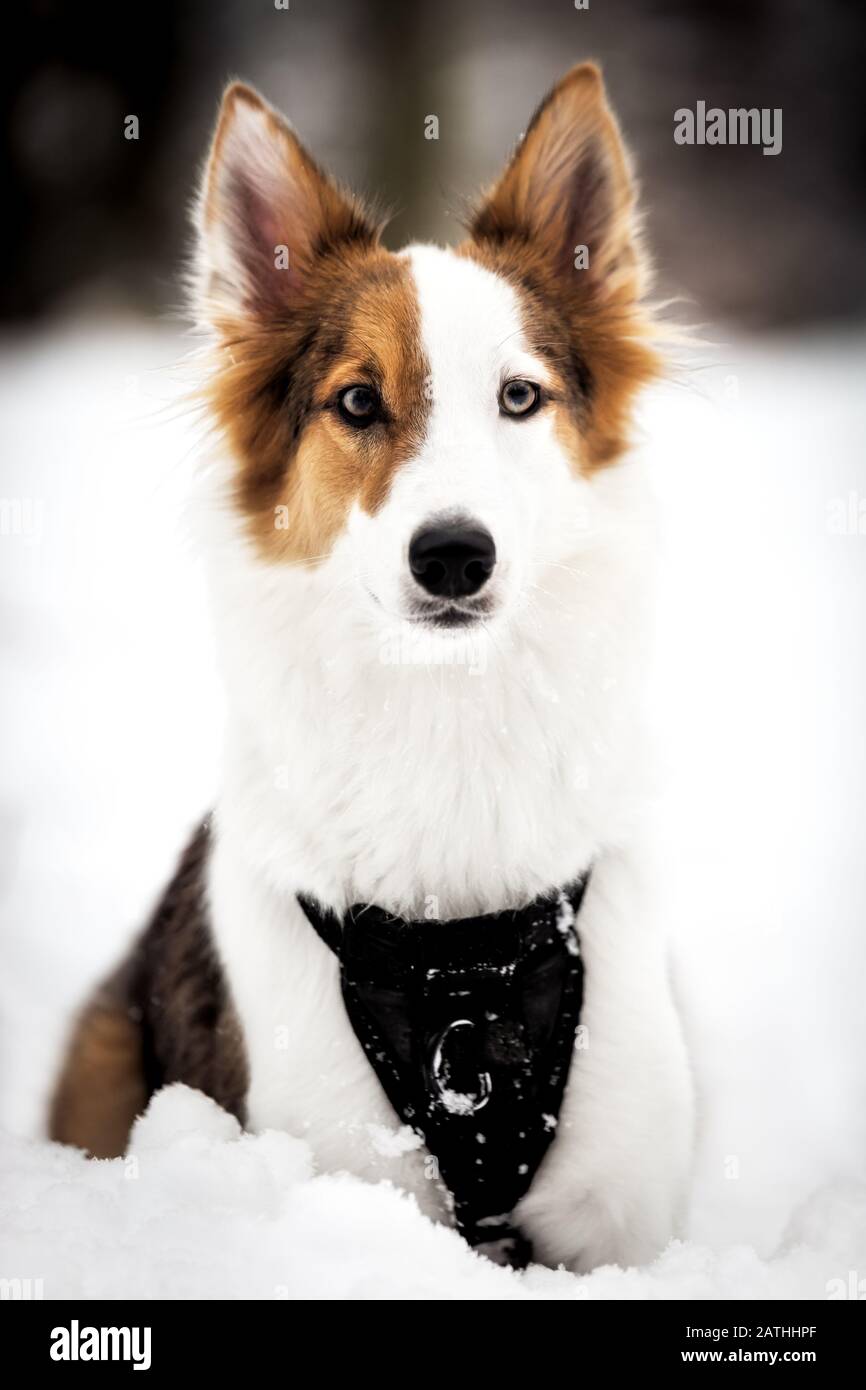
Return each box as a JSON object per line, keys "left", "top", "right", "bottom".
{"left": 298, "top": 876, "right": 589, "bottom": 1267}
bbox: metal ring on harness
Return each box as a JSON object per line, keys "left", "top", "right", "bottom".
{"left": 428, "top": 1019, "right": 492, "bottom": 1115}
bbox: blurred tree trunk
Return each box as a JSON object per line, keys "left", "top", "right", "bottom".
{"left": 364, "top": 0, "right": 451, "bottom": 246}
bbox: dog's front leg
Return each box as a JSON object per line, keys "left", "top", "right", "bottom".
{"left": 515, "top": 843, "right": 695, "bottom": 1272}
{"left": 208, "top": 833, "right": 449, "bottom": 1225}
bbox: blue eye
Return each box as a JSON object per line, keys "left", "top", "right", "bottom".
{"left": 499, "top": 379, "right": 541, "bottom": 418}
{"left": 338, "top": 385, "right": 380, "bottom": 425}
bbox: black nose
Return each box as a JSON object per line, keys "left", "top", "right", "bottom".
{"left": 408, "top": 522, "right": 497, "bottom": 599}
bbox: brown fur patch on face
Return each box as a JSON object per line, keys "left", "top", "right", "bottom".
{"left": 464, "top": 236, "right": 659, "bottom": 473}
{"left": 195, "top": 83, "right": 430, "bottom": 563}
{"left": 461, "top": 62, "right": 661, "bottom": 474}
{"left": 207, "top": 243, "right": 429, "bottom": 564}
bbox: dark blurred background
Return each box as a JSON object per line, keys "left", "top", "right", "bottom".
{"left": 3, "top": 0, "right": 865, "bottom": 330}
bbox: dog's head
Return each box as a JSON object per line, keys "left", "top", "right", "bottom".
{"left": 195, "top": 65, "right": 659, "bottom": 639}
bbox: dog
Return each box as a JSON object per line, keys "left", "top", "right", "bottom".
{"left": 51, "top": 63, "right": 694, "bottom": 1272}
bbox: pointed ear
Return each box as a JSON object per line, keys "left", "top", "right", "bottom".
{"left": 194, "top": 82, "right": 378, "bottom": 333}
{"left": 468, "top": 63, "right": 644, "bottom": 300}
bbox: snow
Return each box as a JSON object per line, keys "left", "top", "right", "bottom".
{"left": 555, "top": 889, "right": 580, "bottom": 955}
{"left": 3, "top": 1085, "right": 865, "bottom": 1300}
{"left": 1, "top": 317, "right": 866, "bottom": 1299}
{"left": 436, "top": 1087, "right": 484, "bottom": 1118}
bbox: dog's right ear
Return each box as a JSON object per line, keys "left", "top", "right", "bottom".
{"left": 194, "top": 83, "right": 378, "bottom": 334}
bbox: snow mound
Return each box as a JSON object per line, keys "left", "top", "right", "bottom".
{"left": 1, "top": 1084, "right": 864, "bottom": 1301}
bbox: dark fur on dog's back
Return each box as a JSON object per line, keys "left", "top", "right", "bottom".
{"left": 51, "top": 821, "right": 247, "bottom": 1156}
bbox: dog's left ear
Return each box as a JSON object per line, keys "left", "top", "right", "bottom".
{"left": 468, "top": 63, "right": 644, "bottom": 301}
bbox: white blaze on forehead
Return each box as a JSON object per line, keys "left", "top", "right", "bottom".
{"left": 377, "top": 242, "right": 578, "bottom": 563}
{"left": 402, "top": 244, "right": 549, "bottom": 416}
{"left": 353, "top": 242, "right": 584, "bottom": 610}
